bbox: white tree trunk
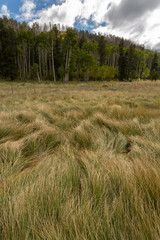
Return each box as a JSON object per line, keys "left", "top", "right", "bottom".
{"left": 64, "top": 49, "right": 72, "bottom": 82}
{"left": 52, "top": 40, "right": 56, "bottom": 82}
{"left": 37, "top": 72, "right": 42, "bottom": 84}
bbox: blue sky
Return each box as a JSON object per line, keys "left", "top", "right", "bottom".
{"left": 0, "top": 0, "right": 160, "bottom": 49}
{"left": 2, "top": 0, "right": 59, "bottom": 17}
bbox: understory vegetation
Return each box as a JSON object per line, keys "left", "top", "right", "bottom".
{"left": 0, "top": 81, "right": 160, "bottom": 239}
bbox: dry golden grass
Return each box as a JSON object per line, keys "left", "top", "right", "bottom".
{"left": 0, "top": 80, "right": 160, "bottom": 239}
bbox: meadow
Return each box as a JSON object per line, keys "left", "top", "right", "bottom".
{"left": 0, "top": 80, "right": 160, "bottom": 240}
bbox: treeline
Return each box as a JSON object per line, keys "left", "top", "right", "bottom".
{"left": 0, "top": 16, "right": 160, "bottom": 82}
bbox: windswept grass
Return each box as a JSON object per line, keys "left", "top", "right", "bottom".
{"left": 0, "top": 80, "right": 160, "bottom": 239}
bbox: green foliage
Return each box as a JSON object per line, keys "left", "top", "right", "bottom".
{"left": 0, "top": 17, "right": 160, "bottom": 82}
{"left": 63, "top": 28, "right": 77, "bottom": 50}
{"left": 36, "top": 32, "right": 49, "bottom": 48}
{"left": 82, "top": 41, "right": 98, "bottom": 54}
{"left": 150, "top": 69, "right": 159, "bottom": 81}
{"left": 76, "top": 49, "right": 96, "bottom": 80}
{"left": 0, "top": 18, "right": 18, "bottom": 80}
{"left": 98, "top": 36, "right": 106, "bottom": 65}
{"left": 150, "top": 53, "right": 159, "bottom": 81}
{"left": 141, "top": 68, "right": 150, "bottom": 79}
{"left": 127, "top": 44, "right": 138, "bottom": 80}
{"left": 58, "top": 65, "right": 65, "bottom": 79}
{"left": 118, "top": 39, "right": 126, "bottom": 81}
{"left": 30, "top": 63, "right": 39, "bottom": 79}
{"left": 96, "top": 65, "right": 118, "bottom": 80}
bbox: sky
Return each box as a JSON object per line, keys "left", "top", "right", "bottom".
{"left": 0, "top": 0, "right": 160, "bottom": 50}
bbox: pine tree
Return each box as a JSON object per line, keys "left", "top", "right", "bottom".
{"left": 98, "top": 36, "right": 106, "bottom": 66}
{"left": 0, "top": 19, "right": 18, "bottom": 80}
{"left": 118, "top": 39, "right": 126, "bottom": 81}
{"left": 79, "top": 36, "right": 86, "bottom": 49}
{"left": 128, "top": 44, "right": 137, "bottom": 81}
{"left": 0, "top": 17, "right": 159, "bottom": 83}
{"left": 150, "top": 53, "right": 159, "bottom": 81}
{"left": 48, "top": 28, "right": 56, "bottom": 82}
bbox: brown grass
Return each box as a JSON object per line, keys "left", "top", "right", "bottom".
{"left": 0, "top": 80, "right": 160, "bottom": 239}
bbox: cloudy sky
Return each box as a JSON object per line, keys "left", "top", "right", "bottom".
{"left": 0, "top": 0, "right": 160, "bottom": 49}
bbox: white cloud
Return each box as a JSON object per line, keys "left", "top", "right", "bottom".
{"left": 145, "top": 9, "right": 160, "bottom": 48}
{"left": 57, "top": 0, "right": 66, "bottom": 3}
{"left": 28, "top": 0, "right": 115, "bottom": 28}
{"left": 19, "top": 0, "right": 36, "bottom": 21}
{"left": 0, "top": 5, "right": 10, "bottom": 18}
{"left": 93, "top": 3, "right": 160, "bottom": 49}
{"left": 80, "top": 0, "right": 121, "bottom": 25}
{"left": 29, "top": 0, "right": 82, "bottom": 27}
{"left": 16, "top": 0, "right": 160, "bottom": 49}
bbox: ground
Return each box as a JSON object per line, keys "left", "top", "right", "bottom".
{"left": 0, "top": 80, "right": 160, "bottom": 240}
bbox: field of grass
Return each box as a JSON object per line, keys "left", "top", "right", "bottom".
{"left": 0, "top": 80, "right": 160, "bottom": 240}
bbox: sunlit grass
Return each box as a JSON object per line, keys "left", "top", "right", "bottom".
{"left": 0, "top": 80, "right": 160, "bottom": 239}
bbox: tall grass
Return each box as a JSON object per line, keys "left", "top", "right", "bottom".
{"left": 0, "top": 81, "right": 160, "bottom": 239}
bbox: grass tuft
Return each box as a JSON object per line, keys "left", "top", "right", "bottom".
{"left": 0, "top": 81, "right": 160, "bottom": 239}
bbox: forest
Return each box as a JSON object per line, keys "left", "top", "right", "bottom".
{"left": 0, "top": 16, "right": 160, "bottom": 82}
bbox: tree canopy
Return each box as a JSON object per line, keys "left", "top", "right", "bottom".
{"left": 0, "top": 17, "right": 160, "bottom": 82}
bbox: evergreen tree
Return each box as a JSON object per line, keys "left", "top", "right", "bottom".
{"left": 128, "top": 44, "right": 137, "bottom": 80}
{"left": 48, "top": 28, "right": 56, "bottom": 81}
{"left": 0, "top": 19, "right": 18, "bottom": 80}
{"left": 98, "top": 36, "right": 106, "bottom": 66}
{"left": 118, "top": 39, "right": 126, "bottom": 81}
{"left": 0, "top": 17, "right": 159, "bottom": 83}
{"left": 150, "top": 53, "right": 159, "bottom": 81}
{"left": 124, "top": 49, "right": 129, "bottom": 81}
{"left": 79, "top": 36, "right": 86, "bottom": 49}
